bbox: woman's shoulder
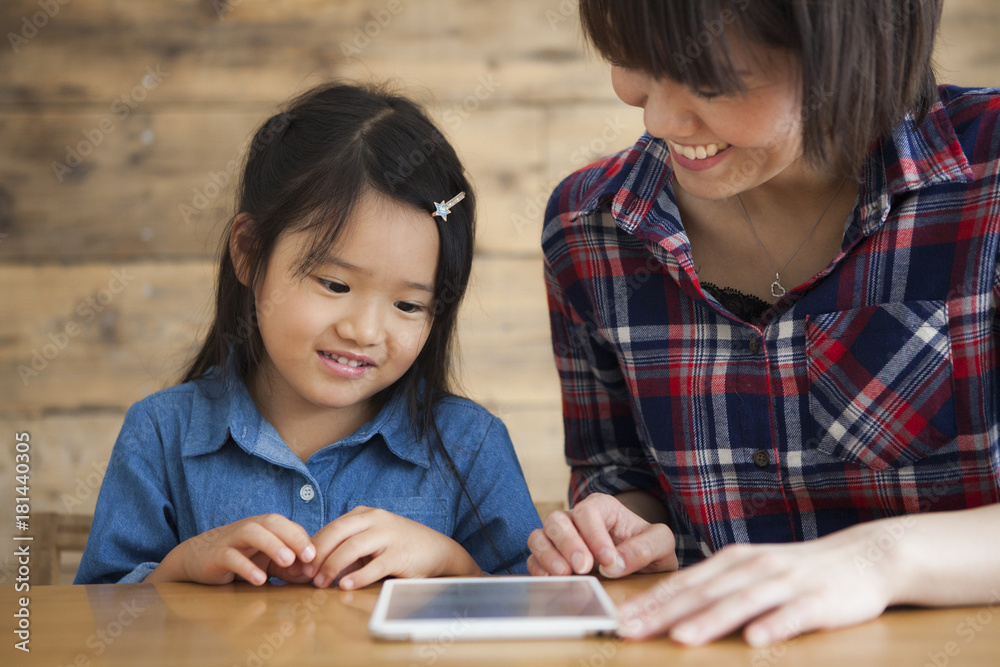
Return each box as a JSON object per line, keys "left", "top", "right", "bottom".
{"left": 937, "top": 84, "right": 1000, "bottom": 114}
{"left": 545, "top": 133, "right": 658, "bottom": 223}
{"left": 935, "top": 85, "right": 1000, "bottom": 149}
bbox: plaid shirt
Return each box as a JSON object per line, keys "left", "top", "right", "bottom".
{"left": 542, "top": 85, "right": 1000, "bottom": 566}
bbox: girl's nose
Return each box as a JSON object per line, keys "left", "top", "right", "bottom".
{"left": 336, "top": 302, "right": 384, "bottom": 346}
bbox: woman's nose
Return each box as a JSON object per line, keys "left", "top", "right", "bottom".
{"left": 612, "top": 66, "right": 704, "bottom": 142}
{"left": 642, "top": 82, "right": 700, "bottom": 140}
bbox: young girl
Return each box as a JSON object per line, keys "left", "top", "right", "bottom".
{"left": 530, "top": 0, "right": 1000, "bottom": 648}
{"left": 76, "top": 82, "right": 541, "bottom": 589}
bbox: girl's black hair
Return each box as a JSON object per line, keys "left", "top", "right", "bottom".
{"left": 183, "top": 81, "right": 514, "bottom": 573}
{"left": 579, "top": 0, "right": 943, "bottom": 174}
{"left": 184, "top": 81, "right": 474, "bottom": 435}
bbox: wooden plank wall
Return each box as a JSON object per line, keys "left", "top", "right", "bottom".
{"left": 1, "top": 0, "right": 998, "bottom": 584}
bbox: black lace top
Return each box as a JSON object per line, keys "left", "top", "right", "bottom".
{"left": 701, "top": 281, "right": 771, "bottom": 325}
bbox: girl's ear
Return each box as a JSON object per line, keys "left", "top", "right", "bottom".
{"left": 230, "top": 213, "right": 255, "bottom": 287}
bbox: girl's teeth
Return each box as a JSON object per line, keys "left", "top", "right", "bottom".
{"left": 322, "top": 351, "right": 365, "bottom": 367}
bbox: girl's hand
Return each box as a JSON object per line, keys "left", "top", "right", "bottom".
{"left": 616, "top": 519, "right": 906, "bottom": 647}
{"left": 149, "top": 514, "right": 316, "bottom": 585}
{"left": 526, "top": 493, "right": 678, "bottom": 578}
{"left": 304, "top": 506, "right": 482, "bottom": 589}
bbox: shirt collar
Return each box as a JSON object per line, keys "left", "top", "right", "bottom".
{"left": 182, "top": 368, "right": 430, "bottom": 468}
{"left": 852, "top": 96, "right": 973, "bottom": 239}
{"left": 878, "top": 97, "right": 974, "bottom": 194}
{"left": 570, "top": 131, "right": 671, "bottom": 230}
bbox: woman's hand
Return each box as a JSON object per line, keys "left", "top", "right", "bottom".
{"left": 303, "top": 506, "right": 482, "bottom": 590}
{"left": 526, "top": 492, "right": 678, "bottom": 578}
{"left": 148, "top": 514, "right": 316, "bottom": 585}
{"left": 616, "top": 518, "right": 909, "bottom": 647}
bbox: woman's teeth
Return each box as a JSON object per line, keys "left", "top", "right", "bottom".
{"left": 670, "top": 140, "right": 730, "bottom": 160}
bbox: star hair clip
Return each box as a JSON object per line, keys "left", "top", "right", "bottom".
{"left": 432, "top": 192, "right": 466, "bottom": 221}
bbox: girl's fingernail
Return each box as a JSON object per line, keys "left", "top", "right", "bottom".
{"left": 302, "top": 545, "right": 316, "bottom": 562}
{"left": 314, "top": 574, "right": 326, "bottom": 588}
{"left": 671, "top": 623, "right": 700, "bottom": 645}
{"left": 341, "top": 578, "right": 354, "bottom": 591}
{"left": 746, "top": 626, "right": 770, "bottom": 647}
{"left": 598, "top": 554, "right": 626, "bottom": 577}
{"left": 252, "top": 570, "right": 266, "bottom": 585}
{"left": 278, "top": 548, "right": 294, "bottom": 565}
{"left": 302, "top": 564, "right": 314, "bottom": 577}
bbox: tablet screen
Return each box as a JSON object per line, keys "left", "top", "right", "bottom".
{"left": 383, "top": 578, "right": 610, "bottom": 621}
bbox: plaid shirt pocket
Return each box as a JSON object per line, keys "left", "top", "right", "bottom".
{"left": 805, "top": 301, "right": 957, "bottom": 471}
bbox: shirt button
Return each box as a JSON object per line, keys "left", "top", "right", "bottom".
{"left": 299, "top": 484, "right": 315, "bottom": 502}
{"left": 753, "top": 449, "right": 770, "bottom": 468}
{"left": 749, "top": 337, "right": 760, "bottom": 354}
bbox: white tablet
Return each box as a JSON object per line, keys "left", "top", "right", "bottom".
{"left": 368, "top": 576, "right": 619, "bottom": 641}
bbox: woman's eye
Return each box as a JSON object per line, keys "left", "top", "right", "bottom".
{"left": 320, "top": 279, "right": 349, "bottom": 293}
{"left": 693, "top": 89, "right": 722, "bottom": 100}
{"left": 395, "top": 301, "right": 424, "bottom": 314}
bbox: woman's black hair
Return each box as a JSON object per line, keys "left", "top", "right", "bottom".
{"left": 579, "top": 0, "right": 943, "bottom": 173}
{"left": 183, "top": 81, "right": 515, "bottom": 573}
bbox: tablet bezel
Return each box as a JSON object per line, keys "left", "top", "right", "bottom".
{"left": 368, "top": 576, "right": 620, "bottom": 641}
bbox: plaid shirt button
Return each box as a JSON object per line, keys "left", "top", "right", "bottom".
{"left": 749, "top": 337, "right": 760, "bottom": 354}
{"left": 753, "top": 450, "right": 770, "bottom": 468}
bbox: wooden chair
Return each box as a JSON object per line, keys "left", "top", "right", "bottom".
{"left": 33, "top": 512, "right": 92, "bottom": 585}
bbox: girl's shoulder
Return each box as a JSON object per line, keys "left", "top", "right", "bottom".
{"left": 126, "top": 374, "right": 221, "bottom": 416}
{"left": 119, "top": 373, "right": 235, "bottom": 450}
{"left": 430, "top": 393, "right": 505, "bottom": 429}
{"left": 425, "top": 394, "right": 515, "bottom": 455}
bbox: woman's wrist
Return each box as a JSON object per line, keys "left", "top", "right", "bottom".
{"left": 857, "top": 506, "right": 1000, "bottom": 609}
{"left": 859, "top": 515, "right": 922, "bottom": 607}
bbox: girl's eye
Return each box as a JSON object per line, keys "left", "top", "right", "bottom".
{"left": 394, "top": 301, "right": 424, "bottom": 314}
{"left": 320, "top": 279, "right": 349, "bottom": 293}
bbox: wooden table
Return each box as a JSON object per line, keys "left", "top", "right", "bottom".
{"left": 5, "top": 573, "right": 1000, "bottom": 666}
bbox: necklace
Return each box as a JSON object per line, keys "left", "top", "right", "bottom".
{"left": 735, "top": 177, "right": 847, "bottom": 298}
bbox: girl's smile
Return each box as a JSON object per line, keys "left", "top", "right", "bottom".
{"left": 317, "top": 349, "right": 376, "bottom": 378}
